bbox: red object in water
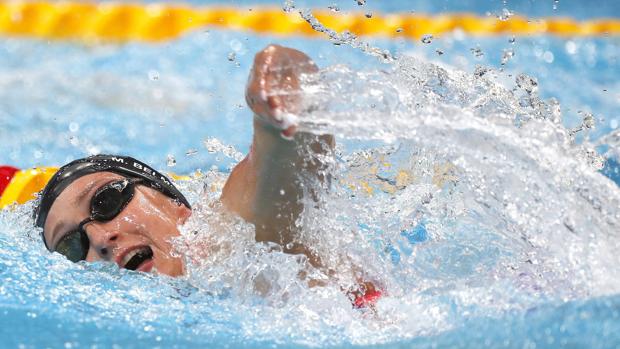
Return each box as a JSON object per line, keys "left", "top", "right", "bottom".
{"left": 353, "top": 289, "right": 383, "bottom": 308}
{"left": 0, "top": 166, "right": 19, "bottom": 197}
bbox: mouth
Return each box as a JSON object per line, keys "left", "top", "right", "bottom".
{"left": 121, "top": 246, "right": 154, "bottom": 272}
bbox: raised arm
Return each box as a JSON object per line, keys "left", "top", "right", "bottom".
{"left": 220, "top": 45, "right": 334, "bottom": 260}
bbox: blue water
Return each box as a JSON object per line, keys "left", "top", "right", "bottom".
{"left": 1, "top": 0, "right": 620, "bottom": 348}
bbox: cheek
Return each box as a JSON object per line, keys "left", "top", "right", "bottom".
{"left": 123, "top": 195, "right": 182, "bottom": 245}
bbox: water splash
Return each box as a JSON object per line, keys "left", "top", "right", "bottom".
{"left": 0, "top": 2, "right": 619, "bottom": 347}
{"left": 285, "top": 1, "right": 395, "bottom": 62}
{"left": 203, "top": 137, "right": 244, "bottom": 163}
{"left": 162, "top": 48, "right": 620, "bottom": 345}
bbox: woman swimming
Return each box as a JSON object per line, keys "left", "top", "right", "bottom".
{"left": 32, "top": 45, "right": 380, "bottom": 306}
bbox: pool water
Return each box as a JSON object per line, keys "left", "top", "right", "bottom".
{"left": 1, "top": 1, "right": 619, "bottom": 348}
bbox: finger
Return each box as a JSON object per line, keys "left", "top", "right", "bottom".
{"left": 267, "top": 95, "right": 284, "bottom": 124}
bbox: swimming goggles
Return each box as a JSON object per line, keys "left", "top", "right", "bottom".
{"left": 50, "top": 178, "right": 142, "bottom": 262}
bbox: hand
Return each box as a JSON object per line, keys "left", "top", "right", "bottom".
{"left": 246, "top": 44, "right": 318, "bottom": 139}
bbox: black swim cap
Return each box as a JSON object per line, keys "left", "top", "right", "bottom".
{"left": 34, "top": 154, "right": 191, "bottom": 231}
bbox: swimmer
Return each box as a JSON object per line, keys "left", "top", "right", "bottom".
{"left": 32, "top": 45, "right": 381, "bottom": 307}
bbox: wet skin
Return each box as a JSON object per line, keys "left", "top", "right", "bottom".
{"left": 44, "top": 172, "right": 191, "bottom": 276}
{"left": 43, "top": 45, "right": 334, "bottom": 274}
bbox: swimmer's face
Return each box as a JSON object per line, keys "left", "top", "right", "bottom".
{"left": 43, "top": 172, "right": 192, "bottom": 276}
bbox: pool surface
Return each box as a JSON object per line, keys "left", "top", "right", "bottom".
{"left": 1, "top": 0, "right": 619, "bottom": 348}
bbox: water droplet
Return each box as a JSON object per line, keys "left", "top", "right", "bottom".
{"left": 227, "top": 52, "right": 236, "bottom": 62}
{"left": 229, "top": 39, "right": 244, "bottom": 54}
{"left": 203, "top": 137, "right": 244, "bottom": 161}
{"left": 581, "top": 112, "right": 595, "bottom": 129}
{"left": 435, "top": 48, "right": 444, "bottom": 55}
{"left": 186, "top": 149, "right": 198, "bottom": 156}
{"left": 357, "top": 0, "right": 366, "bottom": 5}
{"left": 508, "top": 36, "right": 516, "bottom": 44}
{"left": 474, "top": 65, "right": 491, "bottom": 78}
{"left": 148, "top": 70, "right": 159, "bottom": 81}
{"left": 501, "top": 48, "right": 515, "bottom": 65}
{"left": 497, "top": 8, "right": 513, "bottom": 21}
{"left": 516, "top": 73, "right": 539, "bottom": 94}
{"left": 396, "top": 28, "right": 404, "bottom": 33}
{"left": 553, "top": 0, "right": 559, "bottom": 10}
{"left": 565, "top": 41, "right": 577, "bottom": 55}
{"left": 280, "top": 189, "right": 286, "bottom": 195}
{"left": 421, "top": 34, "right": 433, "bottom": 44}
{"left": 68, "top": 122, "right": 79, "bottom": 132}
{"left": 470, "top": 46, "right": 484, "bottom": 58}
{"left": 167, "top": 155, "right": 176, "bottom": 167}
{"left": 365, "top": 12, "right": 373, "bottom": 18}
{"left": 542, "top": 51, "right": 554, "bottom": 63}
{"left": 328, "top": 4, "right": 340, "bottom": 12}
{"left": 282, "top": 0, "right": 295, "bottom": 13}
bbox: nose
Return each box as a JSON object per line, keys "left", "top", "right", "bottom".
{"left": 84, "top": 222, "right": 119, "bottom": 260}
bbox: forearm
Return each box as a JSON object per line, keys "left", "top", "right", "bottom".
{"left": 221, "top": 44, "right": 336, "bottom": 261}
{"left": 222, "top": 117, "right": 334, "bottom": 246}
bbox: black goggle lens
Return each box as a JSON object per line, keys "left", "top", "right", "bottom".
{"left": 91, "top": 180, "right": 135, "bottom": 221}
{"left": 53, "top": 179, "right": 139, "bottom": 262}
{"left": 55, "top": 229, "right": 89, "bottom": 262}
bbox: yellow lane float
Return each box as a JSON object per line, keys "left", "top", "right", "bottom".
{"left": 0, "top": 165, "right": 191, "bottom": 209}
{"left": 0, "top": 2, "right": 618, "bottom": 43}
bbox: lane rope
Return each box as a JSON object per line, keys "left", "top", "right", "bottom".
{"left": 0, "top": 166, "right": 191, "bottom": 209}
{"left": 0, "top": 2, "right": 618, "bottom": 43}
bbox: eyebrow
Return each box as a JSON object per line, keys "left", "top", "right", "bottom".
{"left": 72, "top": 180, "right": 101, "bottom": 206}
